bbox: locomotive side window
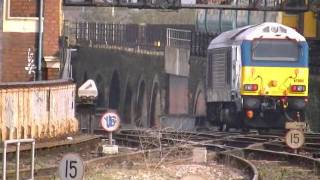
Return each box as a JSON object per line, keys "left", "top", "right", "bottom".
{"left": 252, "top": 39, "right": 299, "bottom": 62}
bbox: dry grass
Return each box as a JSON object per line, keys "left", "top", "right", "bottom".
{"left": 253, "top": 160, "right": 319, "bottom": 180}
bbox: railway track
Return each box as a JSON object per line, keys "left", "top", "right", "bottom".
{"left": 1, "top": 128, "right": 320, "bottom": 179}
{"left": 114, "top": 129, "right": 320, "bottom": 179}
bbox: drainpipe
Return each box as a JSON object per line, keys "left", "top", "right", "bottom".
{"left": 37, "top": 0, "right": 44, "bottom": 81}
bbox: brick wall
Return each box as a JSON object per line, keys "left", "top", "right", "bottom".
{"left": 45, "top": 68, "right": 60, "bottom": 80}
{"left": 10, "top": 0, "right": 39, "bottom": 17}
{"left": 2, "top": 33, "right": 37, "bottom": 81}
{"left": 43, "top": 0, "right": 61, "bottom": 57}
{"left": 0, "top": 2, "right": 3, "bottom": 82}
{"left": 43, "top": 0, "right": 62, "bottom": 81}
{"left": 1, "top": 0, "right": 62, "bottom": 82}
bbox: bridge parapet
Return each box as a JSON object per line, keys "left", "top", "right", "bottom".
{"left": 0, "top": 80, "right": 78, "bottom": 141}
{"left": 63, "top": 21, "right": 213, "bottom": 56}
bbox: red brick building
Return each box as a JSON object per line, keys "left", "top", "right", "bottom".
{"left": 0, "top": 0, "right": 62, "bottom": 82}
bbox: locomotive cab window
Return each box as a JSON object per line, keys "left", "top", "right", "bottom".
{"left": 252, "top": 39, "right": 299, "bottom": 62}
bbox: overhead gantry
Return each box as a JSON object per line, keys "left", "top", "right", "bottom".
{"left": 64, "top": 0, "right": 313, "bottom": 12}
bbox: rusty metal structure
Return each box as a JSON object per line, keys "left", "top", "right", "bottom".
{"left": 0, "top": 80, "right": 78, "bottom": 141}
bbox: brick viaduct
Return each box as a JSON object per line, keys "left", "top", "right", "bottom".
{"left": 72, "top": 46, "right": 207, "bottom": 128}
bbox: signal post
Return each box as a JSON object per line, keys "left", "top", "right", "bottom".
{"left": 100, "top": 110, "right": 121, "bottom": 154}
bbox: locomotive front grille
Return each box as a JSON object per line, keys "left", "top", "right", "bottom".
{"left": 212, "top": 53, "right": 226, "bottom": 88}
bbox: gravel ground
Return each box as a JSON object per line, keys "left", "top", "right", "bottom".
{"left": 253, "top": 160, "right": 320, "bottom": 180}
{"left": 86, "top": 161, "right": 244, "bottom": 180}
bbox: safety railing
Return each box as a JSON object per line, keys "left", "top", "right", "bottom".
{"left": 64, "top": 21, "right": 217, "bottom": 57}
{"left": 166, "top": 28, "right": 192, "bottom": 49}
{"left": 64, "top": 21, "right": 196, "bottom": 51}
{"left": 190, "top": 32, "right": 216, "bottom": 57}
{"left": 2, "top": 139, "right": 35, "bottom": 180}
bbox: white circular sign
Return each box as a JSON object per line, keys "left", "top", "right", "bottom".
{"left": 285, "top": 129, "right": 305, "bottom": 149}
{"left": 100, "top": 111, "right": 120, "bottom": 132}
{"left": 58, "top": 153, "right": 84, "bottom": 180}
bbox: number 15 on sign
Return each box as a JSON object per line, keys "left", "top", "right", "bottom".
{"left": 59, "top": 153, "right": 84, "bottom": 180}
{"left": 285, "top": 129, "right": 305, "bottom": 149}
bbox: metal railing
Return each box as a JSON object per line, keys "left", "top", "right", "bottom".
{"left": 64, "top": 21, "right": 215, "bottom": 57}
{"left": 65, "top": 22, "right": 197, "bottom": 50}
{"left": 2, "top": 139, "right": 35, "bottom": 180}
{"left": 72, "top": 22, "right": 171, "bottom": 51}
{"left": 191, "top": 32, "right": 216, "bottom": 57}
{"left": 166, "top": 28, "right": 192, "bottom": 49}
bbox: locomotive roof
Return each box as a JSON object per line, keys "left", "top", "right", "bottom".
{"left": 208, "top": 22, "right": 306, "bottom": 49}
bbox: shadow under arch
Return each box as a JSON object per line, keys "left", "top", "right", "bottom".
{"left": 95, "top": 74, "right": 105, "bottom": 107}
{"left": 123, "top": 83, "right": 133, "bottom": 124}
{"left": 193, "top": 83, "right": 206, "bottom": 116}
{"left": 109, "top": 71, "right": 121, "bottom": 110}
{"left": 150, "top": 82, "right": 161, "bottom": 128}
{"left": 82, "top": 71, "right": 88, "bottom": 84}
{"left": 135, "top": 80, "right": 148, "bottom": 127}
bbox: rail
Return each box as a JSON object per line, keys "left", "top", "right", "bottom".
{"left": 0, "top": 80, "right": 78, "bottom": 141}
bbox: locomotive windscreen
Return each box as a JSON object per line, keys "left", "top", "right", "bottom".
{"left": 252, "top": 39, "right": 299, "bottom": 62}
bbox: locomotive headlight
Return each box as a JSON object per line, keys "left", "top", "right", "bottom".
{"left": 244, "top": 84, "right": 258, "bottom": 91}
{"left": 291, "top": 85, "right": 306, "bottom": 92}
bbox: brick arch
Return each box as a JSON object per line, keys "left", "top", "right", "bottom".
{"left": 135, "top": 77, "right": 148, "bottom": 127}
{"left": 108, "top": 70, "right": 121, "bottom": 110}
{"left": 193, "top": 82, "right": 206, "bottom": 116}
{"left": 149, "top": 75, "right": 161, "bottom": 128}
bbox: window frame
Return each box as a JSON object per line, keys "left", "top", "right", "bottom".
{"left": 251, "top": 38, "right": 300, "bottom": 62}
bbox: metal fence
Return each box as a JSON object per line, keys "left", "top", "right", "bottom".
{"left": 191, "top": 32, "right": 216, "bottom": 57}
{"left": 166, "top": 28, "right": 191, "bottom": 49}
{"left": 64, "top": 21, "right": 213, "bottom": 57}
{"left": 67, "top": 22, "right": 194, "bottom": 51}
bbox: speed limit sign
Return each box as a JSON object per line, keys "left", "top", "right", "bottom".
{"left": 285, "top": 129, "right": 305, "bottom": 149}
{"left": 100, "top": 111, "right": 121, "bottom": 132}
{"left": 58, "top": 153, "right": 84, "bottom": 180}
